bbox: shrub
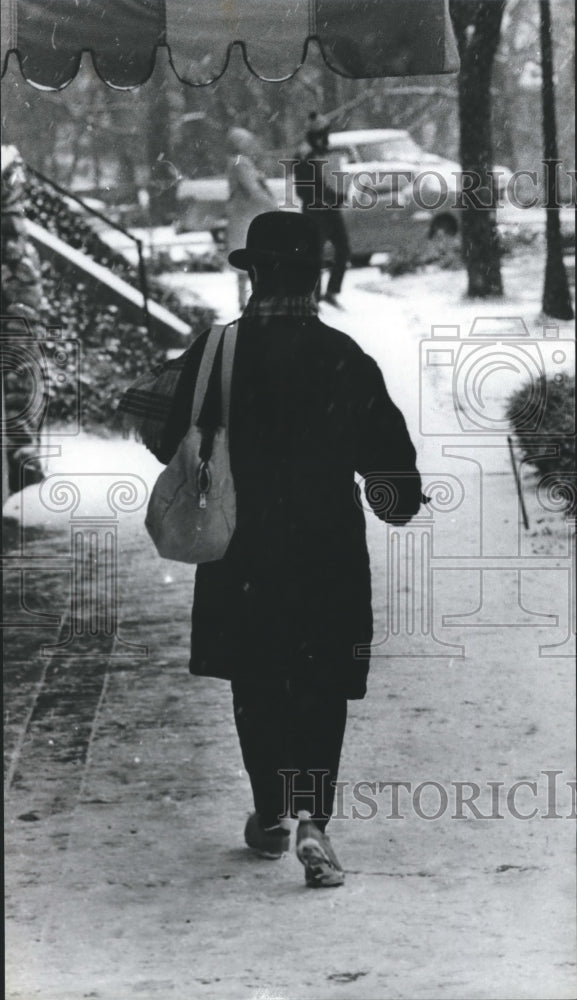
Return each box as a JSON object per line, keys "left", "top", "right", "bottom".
{"left": 37, "top": 259, "right": 213, "bottom": 430}
{"left": 498, "top": 226, "right": 542, "bottom": 257}
{"left": 24, "top": 173, "right": 211, "bottom": 324}
{"left": 25, "top": 174, "right": 138, "bottom": 285}
{"left": 505, "top": 372, "right": 576, "bottom": 512}
{"left": 380, "top": 239, "right": 463, "bottom": 277}
{"left": 146, "top": 248, "right": 225, "bottom": 276}
{"left": 20, "top": 170, "right": 214, "bottom": 430}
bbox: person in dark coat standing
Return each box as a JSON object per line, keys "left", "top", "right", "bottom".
{"left": 294, "top": 112, "right": 350, "bottom": 307}
{"left": 119, "top": 212, "right": 423, "bottom": 888}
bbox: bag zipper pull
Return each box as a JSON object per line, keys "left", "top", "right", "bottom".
{"left": 197, "top": 460, "right": 211, "bottom": 509}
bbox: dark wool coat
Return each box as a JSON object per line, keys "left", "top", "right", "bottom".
{"left": 156, "top": 314, "right": 422, "bottom": 699}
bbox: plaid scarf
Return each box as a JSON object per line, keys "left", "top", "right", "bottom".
{"left": 242, "top": 294, "right": 318, "bottom": 319}
{"left": 117, "top": 294, "right": 318, "bottom": 455}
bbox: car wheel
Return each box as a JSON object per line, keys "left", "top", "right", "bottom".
{"left": 429, "top": 215, "right": 459, "bottom": 251}
{"left": 429, "top": 215, "right": 459, "bottom": 244}
{"left": 211, "top": 225, "right": 227, "bottom": 248}
{"left": 350, "top": 253, "right": 372, "bottom": 268}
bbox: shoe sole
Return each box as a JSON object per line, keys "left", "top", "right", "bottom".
{"left": 296, "top": 837, "right": 345, "bottom": 888}
{"left": 245, "top": 835, "right": 290, "bottom": 860}
{"left": 246, "top": 845, "right": 289, "bottom": 860}
{"left": 244, "top": 814, "right": 290, "bottom": 859}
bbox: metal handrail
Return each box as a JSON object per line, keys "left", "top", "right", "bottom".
{"left": 27, "top": 166, "right": 152, "bottom": 339}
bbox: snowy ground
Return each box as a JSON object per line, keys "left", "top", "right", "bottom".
{"left": 4, "top": 249, "right": 576, "bottom": 1000}
{"left": 161, "top": 251, "right": 574, "bottom": 472}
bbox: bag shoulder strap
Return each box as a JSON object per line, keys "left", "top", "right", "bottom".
{"left": 221, "top": 321, "right": 238, "bottom": 430}
{"left": 190, "top": 321, "right": 238, "bottom": 428}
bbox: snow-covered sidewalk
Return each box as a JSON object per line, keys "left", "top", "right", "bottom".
{"left": 4, "top": 249, "right": 575, "bottom": 1000}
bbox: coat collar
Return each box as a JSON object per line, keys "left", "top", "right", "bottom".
{"left": 242, "top": 294, "right": 318, "bottom": 319}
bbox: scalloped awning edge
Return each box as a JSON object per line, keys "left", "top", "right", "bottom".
{"left": 1, "top": 0, "right": 459, "bottom": 91}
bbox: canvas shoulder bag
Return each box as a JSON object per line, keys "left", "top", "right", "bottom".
{"left": 145, "top": 322, "right": 238, "bottom": 563}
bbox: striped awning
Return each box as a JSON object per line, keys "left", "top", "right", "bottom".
{"left": 1, "top": 0, "right": 459, "bottom": 90}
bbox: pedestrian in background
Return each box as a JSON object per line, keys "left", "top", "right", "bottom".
{"left": 294, "top": 112, "right": 350, "bottom": 307}
{"left": 226, "top": 127, "right": 276, "bottom": 311}
{"left": 119, "top": 211, "right": 423, "bottom": 888}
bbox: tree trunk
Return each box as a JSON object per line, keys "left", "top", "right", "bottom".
{"left": 492, "top": 53, "right": 516, "bottom": 169}
{"left": 450, "top": 0, "right": 506, "bottom": 298}
{"left": 539, "top": 0, "right": 574, "bottom": 320}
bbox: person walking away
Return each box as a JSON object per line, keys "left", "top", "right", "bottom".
{"left": 119, "top": 212, "right": 423, "bottom": 888}
{"left": 294, "top": 112, "right": 350, "bottom": 307}
{"left": 226, "top": 127, "right": 276, "bottom": 311}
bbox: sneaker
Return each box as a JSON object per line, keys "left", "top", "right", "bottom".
{"left": 244, "top": 813, "right": 290, "bottom": 859}
{"left": 296, "top": 819, "right": 345, "bottom": 888}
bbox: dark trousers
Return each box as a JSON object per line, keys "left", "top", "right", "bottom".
{"left": 232, "top": 679, "right": 347, "bottom": 832}
{"left": 304, "top": 205, "right": 349, "bottom": 295}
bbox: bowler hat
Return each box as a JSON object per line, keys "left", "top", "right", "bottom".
{"left": 228, "top": 212, "right": 322, "bottom": 271}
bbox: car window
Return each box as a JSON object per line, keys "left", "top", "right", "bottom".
{"left": 356, "top": 138, "right": 423, "bottom": 161}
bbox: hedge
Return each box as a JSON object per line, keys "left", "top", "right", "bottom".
{"left": 505, "top": 372, "right": 576, "bottom": 513}
{"left": 22, "top": 172, "right": 214, "bottom": 429}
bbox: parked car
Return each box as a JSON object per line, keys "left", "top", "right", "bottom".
{"left": 176, "top": 128, "right": 513, "bottom": 265}
{"left": 317, "top": 129, "right": 455, "bottom": 264}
